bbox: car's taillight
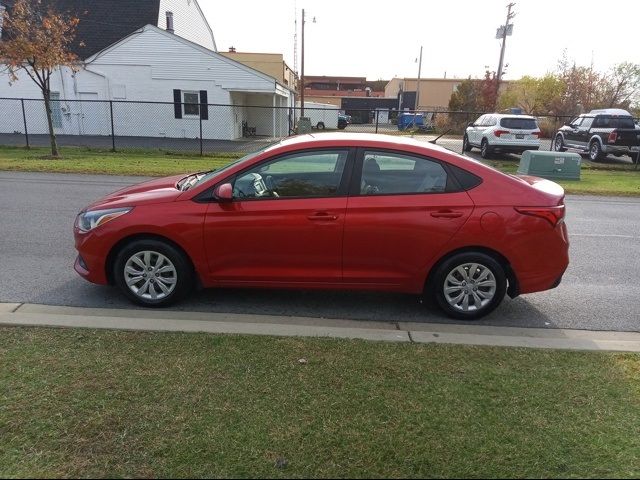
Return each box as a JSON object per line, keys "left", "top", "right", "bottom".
{"left": 608, "top": 131, "right": 618, "bottom": 143}
{"left": 494, "top": 129, "right": 510, "bottom": 137}
{"left": 532, "top": 131, "right": 542, "bottom": 138}
{"left": 515, "top": 205, "right": 566, "bottom": 227}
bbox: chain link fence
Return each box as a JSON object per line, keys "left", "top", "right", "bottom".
{"left": 1, "top": 97, "right": 637, "bottom": 162}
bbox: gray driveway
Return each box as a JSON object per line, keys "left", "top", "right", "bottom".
{"left": 0, "top": 171, "right": 638, "bottom": 331}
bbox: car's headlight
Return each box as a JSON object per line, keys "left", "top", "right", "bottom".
{"left": 77, "top": 207, "right": 132, "bottom": 232}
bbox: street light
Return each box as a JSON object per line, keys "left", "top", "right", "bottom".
{"left": 415, "top": 45, "right": 423, "bottom": 112}
{"left": 300, "top": 9, "right": 316, "bottom": 118}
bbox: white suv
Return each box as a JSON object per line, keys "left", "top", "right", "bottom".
{"left": 463, "top": 114, "right": 541, "bottom": 159}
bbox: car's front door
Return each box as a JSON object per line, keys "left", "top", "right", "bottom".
{"left": 203, "top": 149, "right": 353, "bottom": 285}
{"left": 343, "top": 149, "right": 474, "bottom": 290}
{"left": 468, "top": 115, "right": 485, "bottom": 146}
{"left": 564, "top": 116, "right": 583, "bottom": 147}
{"left": 575, "top": 116, "right": 593, "bottom": 149}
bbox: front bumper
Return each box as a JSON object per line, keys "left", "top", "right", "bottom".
{"left": 74, "top": 228, "right": 111, "bottom": 285}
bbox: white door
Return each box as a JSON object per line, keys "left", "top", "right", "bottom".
{"left": 78, "top": 92, "right": 110, "bottom": 136}
{"left": 468, "top": 115, "right": 485, "bottom": 145}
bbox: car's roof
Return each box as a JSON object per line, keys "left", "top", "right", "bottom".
{"left": 270, "top": 132, "right": 455, "bottom": 155}
{"left": 587, "top": 108, "right": 632, "bottom": 116}
{"left": 482, "top": 113, "right": 537, "bottom": 119}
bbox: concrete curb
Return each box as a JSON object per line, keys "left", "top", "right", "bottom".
{"left": 1, "top": 303, "right": 640, "bottom": 352}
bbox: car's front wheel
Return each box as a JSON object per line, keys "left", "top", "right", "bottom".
{"left": 430, "top": 252, "right": 507, "bottom": 320}
{"left": 463, "top": 134, "right": 472, "bottom": 152}
{"left": 553, "top": 134, "right": 567, "bottom": 152}
{"left": 113, "top": 239, "right": 193, "bottom": 307}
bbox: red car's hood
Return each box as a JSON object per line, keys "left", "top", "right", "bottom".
{"left": 84, "top": 174, "right": 187, "bottom": 211}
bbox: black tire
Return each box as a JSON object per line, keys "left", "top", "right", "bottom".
{"left": 429, "top": 252, "right": 507, "bottom": 320}
{"left": 317, "top": 122, "right": 325, "bottom": 130}
{"left": 113, "top": 239, "right": 194, "bottom": 307}
{"left": 553, "top": 134, "right": 567, "bottom": 152}
{"left": 463, "top": 134, "right": 472, "bottom": 152}
{"left": 589, "top": 140, "right": 604, "bottom": 161}
{"left": 480, "top": 139, "right": 493, "bottom": 159}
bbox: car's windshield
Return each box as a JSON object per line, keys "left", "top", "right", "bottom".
{"left": 185, "top": 142, "right": 281, "bottom": 190}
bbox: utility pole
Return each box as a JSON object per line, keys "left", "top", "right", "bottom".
{"left": 496, "top": 2, "right": 516, "bottom": 95}
{"left": 414, "top": 46, "right": 423, "bottom": 111}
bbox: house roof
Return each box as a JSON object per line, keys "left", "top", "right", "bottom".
{"left": 1, "top": 0, "right": 161, "bottom": 59}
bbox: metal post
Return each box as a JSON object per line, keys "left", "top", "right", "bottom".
{"left": 199, "top": 109, "right": 203, "bottom": 156}
{"left": 415, "top": 46, "right": 423, "bottom": 111}
{"left": 109, "top": 100, "right": 116, "bottom": 152}
{"left": 375, "top": 109, "right": 380, "bottom": 134}
{"left": 21, "top": 99, "right": 30, "bottom": 149}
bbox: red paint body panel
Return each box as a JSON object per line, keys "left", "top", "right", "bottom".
{"left": 73, "top": 133, "right": 569, "bottom": 302}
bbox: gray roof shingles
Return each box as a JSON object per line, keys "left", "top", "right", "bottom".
{"left": 1, "top": 0, "right": 161, "bottom": 59}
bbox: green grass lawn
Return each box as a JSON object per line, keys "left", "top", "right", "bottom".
{"left": 1, "top": 145, "right": 639, "bottom": 196}
{"left": 1, "top": 327, "right": 640, "bottom": 478}
{"left": 0, "top": 146, "right": 241, "bottom": 177}
{"left": 486, "top": 159, "right": 640, "bottom": 196}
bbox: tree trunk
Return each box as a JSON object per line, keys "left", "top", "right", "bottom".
{"left": 43, "top": 91, "right": 60, "bottom": 157}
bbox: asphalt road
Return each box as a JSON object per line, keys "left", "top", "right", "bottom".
{"left": 1, "top": 171, "right": 639, "bottom": 331}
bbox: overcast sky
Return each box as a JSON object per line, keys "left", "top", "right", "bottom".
{"left": 200, "top": 0, "right": 637, "bottom": 81}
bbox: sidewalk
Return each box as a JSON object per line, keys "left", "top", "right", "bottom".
{"left": 1, "top": 302, "right": 640, "bottom": 352}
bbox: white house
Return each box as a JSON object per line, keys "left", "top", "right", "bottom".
{"left": 0, "top": 0, "right": 294, "bottom": 140}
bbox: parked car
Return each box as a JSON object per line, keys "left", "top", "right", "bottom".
{"left": 338, "top": 113, "right": 351, "bottom": 130}
{"left": 74, "top": 133, "right": 569, "bottom": 320}
{"left": 552, "top": 108, "right": 640, "bottom": 162}
{"left": 463, "top": 113, "right": 541, "bottom": 159}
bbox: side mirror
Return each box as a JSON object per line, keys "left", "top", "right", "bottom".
{"left": 215, "top": 183, "right": 233, "bottom": 202}
{"left": 468, "top": 122, "right": 475, "bottom": 128}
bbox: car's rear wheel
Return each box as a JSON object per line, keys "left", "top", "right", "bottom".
{"left": 553, "top": 134, "right": 567, "bottom": 152}
{"left": 430, "top": 252, "right": 507, "bottom": 320}
{"left": 113, "top": 239, "right": 193, "bottom": 307}
{"left": 480, "top": 139, "right": 493, "bottom": 159}
{"left": 589, "top": 141, "right": 604, "bottom": 161}
{"left": 463, "top": 134, "right": 472, "bottom": 152}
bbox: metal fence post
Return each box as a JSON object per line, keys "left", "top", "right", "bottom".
{"left": 109, "top": 100, "right": 116, "bottom": 152}
{"left": 199, "top": 110, "right": 203, "bottom": 156}
{"left": 375, "top": 109, "right": 380, "bottom": 134}
{"left": 21, "top": 99, "right": 30, "bottom": 149}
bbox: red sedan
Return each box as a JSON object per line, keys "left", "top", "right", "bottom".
{"left": 74, "top": 133, "right": 569, "bottom": 320}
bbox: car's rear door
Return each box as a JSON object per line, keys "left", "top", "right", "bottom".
{"left": 342, "top": 149, "right": 474, "bottom": 291}
{"left": 203, "top": 148, "right": 353, "bottom": 285}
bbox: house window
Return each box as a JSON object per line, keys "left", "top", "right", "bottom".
{"left": 183, "top": 91, "right": 200, "bottom": 117}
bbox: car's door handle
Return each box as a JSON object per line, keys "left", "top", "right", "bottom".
{"left": 307, "top": 212, "right": 339, "bottom": 221}
{"left": 431, "top": 210, "right": 464, "bottom": 219}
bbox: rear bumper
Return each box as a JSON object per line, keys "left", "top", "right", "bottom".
{"left": 601, "top": 145, "right": 639, "bottom": 155}
{"left": 492, "top": 144, "right": 540, "bottom": 153}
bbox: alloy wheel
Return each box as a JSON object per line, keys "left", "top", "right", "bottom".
{"left": 124, "top": 250, "right": 177, "bottom": 300}
{"left": 443, "top": 263, "right": 497, "bottom": 312}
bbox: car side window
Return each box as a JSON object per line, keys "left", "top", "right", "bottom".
{"left": 570, "top": 117, "right": 583, "bottom": 128}
{"left": 359, "top": 151, "right": 448, "bottom": 195}
{"left": 486, "top": 116, "right": 496, "bottom": 126}
{"left": 233, "top": 150, "right": 348, "bottom": 199}
{"left": 580, "top": 117, "right": 594, "bottom": 129}
{"left": 474, "top": 115, "right": 485, "bottom": 126}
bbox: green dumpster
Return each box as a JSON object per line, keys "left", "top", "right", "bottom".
{"left": 517, "top": 150, "right": 581, "bottom": 181}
